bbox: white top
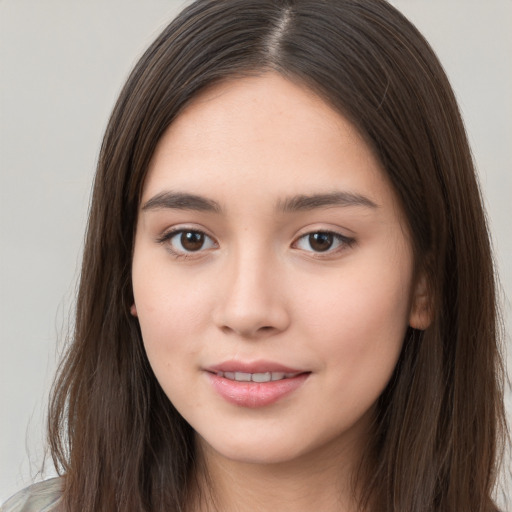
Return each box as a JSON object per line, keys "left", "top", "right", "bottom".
{"left": 1, "top": 478, "right": 62, "bottom": 512}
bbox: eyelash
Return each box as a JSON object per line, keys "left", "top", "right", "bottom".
{"left": 157, "top": 228, "right": 218, "bottom": 259}
{"left": 157, "top": 228, "right": 355, "bottom": 259}
{"left": 292, "top": 231, "right": 355, "bottom": 256}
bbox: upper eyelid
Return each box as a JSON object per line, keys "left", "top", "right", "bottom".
{"left": 158, "top": 228, "right": 217, "bottom": 258}
{"left": 155, "top": 225, "right": 354, "bottom": 249}
{"left": 293, "top": 222, "right": 356, "bottom": 237}
{"left": 293, "top": 231, "right": 352, "bottom": 244}
{"left": 292, "top": 226, "right": 354, "bottom": 242}
{"left": 296, "top": 228, "right": 347, "bottom": 237}
{"left": 157, "top": 225, "right": 216, "bottom": 241}
{"left": 158, "top": 226, "right": 349, "bottom": 239}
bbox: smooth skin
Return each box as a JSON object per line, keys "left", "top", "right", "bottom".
{"left": 131, "top": 73, "right": 430, "bottom": 512}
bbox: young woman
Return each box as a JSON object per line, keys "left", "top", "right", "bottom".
{"left": 3, "top": 0, "right": 508, "bottom": 511}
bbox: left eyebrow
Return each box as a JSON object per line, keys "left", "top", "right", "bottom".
{"left": 277, "top": 192, "right": 379, "bottom": 212}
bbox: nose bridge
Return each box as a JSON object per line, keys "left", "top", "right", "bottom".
{"left": 214, "top": 241, "right": 289, "bottom": 337}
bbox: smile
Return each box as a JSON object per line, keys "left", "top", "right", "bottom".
{"left": 215, "top": 371, "right": 301, "bottom": 382}
{"left": 206, "top": 362, "right": 310, "bottom": 408}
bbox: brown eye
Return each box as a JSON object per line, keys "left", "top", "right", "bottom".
{"left": 294, "top": 231, "right": 353, "bottom": 255}
{"left": 161, "top": 229, "right": 217, "bottom": 256}
{"left": 180, "top": 231, "right": 205, "bottom": 251}
{"left": 308, "top": 232, "right": 334, "bottom": 252}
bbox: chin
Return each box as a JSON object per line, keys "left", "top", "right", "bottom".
{"left": 198, "top": 431, "right": 311, "bottom": 466}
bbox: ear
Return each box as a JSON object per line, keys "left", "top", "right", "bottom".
{"left": 130, "top": 304, "right": 138, "bottom": 317}
{"left": 409, "top": 272, "right": 433, "bottom": 330}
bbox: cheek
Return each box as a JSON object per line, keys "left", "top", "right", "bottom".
{"left": 298, "top": 253, "right": 412, "bottom": 399}
{"left": 302, "top": 255, "right": 411, "bottom": 334}
{"left": 304, "top": 286, "right": 408, "bottom": 372}
{"left": 133, "top": 275, "right": 211, "bottom": 409}
{"left": 131, "top": 254, "right": 212, "bottom": 370}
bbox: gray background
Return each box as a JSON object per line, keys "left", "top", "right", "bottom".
{"left": 1, "top": 0, "right": 511, "bottom": 506}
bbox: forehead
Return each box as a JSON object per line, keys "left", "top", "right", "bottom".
{"left": 153, "top": 73, "right": 363, "bottom": 158}
{"left": 142, "top": 72, "right": 393, "bottom": 212}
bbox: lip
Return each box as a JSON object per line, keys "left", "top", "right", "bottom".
{"left": 207, "top": 360, "right": 305, "bottom": 374}
{"left": 204, "top": 360, "right": 310, "bottom": 408}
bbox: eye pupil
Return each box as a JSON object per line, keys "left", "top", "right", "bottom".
{"left": 309, "top": 232, "right": 333, "bottom": 252}
{"left": 181, "top": 231, "right": 204, "bottom": 251}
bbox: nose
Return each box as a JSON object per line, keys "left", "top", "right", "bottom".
{"left": 212, "top": 249, "right": 290, "bottom": 339}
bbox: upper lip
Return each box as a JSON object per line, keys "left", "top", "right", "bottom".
{"left": 205, "top": 360, "right": 307, "bottom": 374}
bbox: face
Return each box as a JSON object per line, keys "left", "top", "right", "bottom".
{"left": 132, "top": 73, "right": 425, "bottom": 468}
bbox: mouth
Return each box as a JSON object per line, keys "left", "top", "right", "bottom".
{"left": 214, "top": 371, "right": 303, "bottom": 383}
{"left": 205, "top": 361, "right": 310, "bottom": 408}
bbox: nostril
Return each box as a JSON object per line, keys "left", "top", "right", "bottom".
{"left": 219, "top": 323, "right": 278, "bottom": 338}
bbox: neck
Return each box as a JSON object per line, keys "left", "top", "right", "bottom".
{"left": 190, "top": 434, "right": 368, "bottom": 512}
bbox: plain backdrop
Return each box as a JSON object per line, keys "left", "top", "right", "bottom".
{"left": 1, "top": 0, "right": 511, "bottom": 507}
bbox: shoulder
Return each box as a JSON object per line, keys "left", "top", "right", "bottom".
{"left": 1, "top": 478, "right": 63, "bottom": 512}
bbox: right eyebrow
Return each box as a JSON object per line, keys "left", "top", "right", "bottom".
{"left": 141, "top": 191, "right": 221, "bottom": 213}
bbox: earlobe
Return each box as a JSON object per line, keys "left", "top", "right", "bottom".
{"left": 130, "top": 304, "right": 138, "bottom": 317}
{"left": 409, "top": 273, "right": 433, "bottom": 330}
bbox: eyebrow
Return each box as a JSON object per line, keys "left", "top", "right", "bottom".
{"left": 141, "top": 190, "right": 378, "bottom": 214}
{"left": 277, "top": 191, "right": 379, "bottom": 212}
{"left": 142, "top": 192, "right": 221, "bottom": 213}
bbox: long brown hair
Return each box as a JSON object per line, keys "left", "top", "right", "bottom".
{"left": 48, "top": 1, "right": 507, "bottom": 510}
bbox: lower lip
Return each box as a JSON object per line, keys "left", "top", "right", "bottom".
{"left": 206, "top": 372, "right": 310, "bottom": 408}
